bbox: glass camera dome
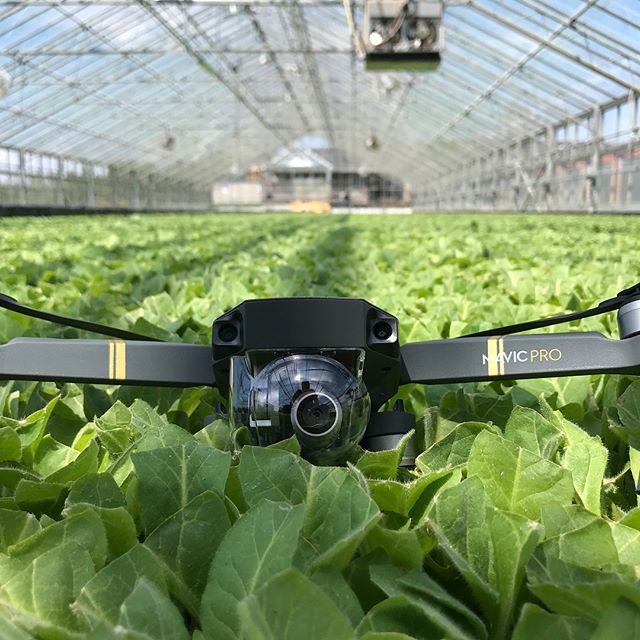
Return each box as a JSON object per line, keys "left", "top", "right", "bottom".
{"left": 230, "top": 353, "right": 370, "bottom": 464}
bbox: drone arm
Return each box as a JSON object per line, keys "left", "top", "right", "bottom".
{"left": 0, "top": 339, "right": 215, "bottom": 387}
{"left": 399, "top": 332, "right": 640, "bottom": 384}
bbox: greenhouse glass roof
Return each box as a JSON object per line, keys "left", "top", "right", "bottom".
{"left": 0, "top": 0, "right": 638, "bottom": 188}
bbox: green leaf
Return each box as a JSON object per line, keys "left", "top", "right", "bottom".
{"left": 538, "top": 396, "right": 589, "bottom": 446}
{"left": 33, "top": 437, "right": 99, "bottom": 484}
{"left": 440, "top": 389, "right": 513, "bottom": 427}
{"left": 357, "top": 595, "right": 482, "bottom": 640}
{"left": 416, "top": 422, "right": 497, "bottom": 474}
{"left": 527, "top": 553, "right": 640, "bottom": 621}
{"left": 267, "top": 434, "right": 302, "bottom": 454}
{"left": 0, "top": 397, "right": 59, "bottom": 460}
{"left": 503, "top": 406, "right": 563, "bottom": 459}
{"left": 0, "top": 509, "right": 40, "bottom": 552}
{"left": 518, "top": 377, "right": 591, "bottom": 409}
{"left": 95, "top": 401, "right": 134, "bottom": 455}
{"left": 540, "top": 504, "right": 640, "bottom": 567}
{"left": 0, "top": 615, "right": 37, "bottom": 640}
{"left": 103, "top": 401, "right": 195, "bottom": 485}
{"left": 115, "top": 578, "right": 190, "bottom": 640}
{"left": 14, "top": 479, "right": 68, "bottom": 518}
{"left": 562, "top": 437, "right": 607, "bottom": 515}
{"left": 132, "top": 442, "right": 231, "bottom": 533}
{"left": 630, "top": 446, "right": 640, "bottom": 495}
{"left": 356, "top": 430, "right": 414, "bottom": 480}
{"left": 8, "top": 506, "right": 108, "bottom": 570}
{"left": 64, "top": 503, "right": 137, "bottom": 562}
{"left": 368, "top": 470, "right": 454, "bottom": 518}
{"left": 0, "top": 542, "right": 95, "bottom": 636}
{"left": 47, "top": 388, "right": 87, "bottom": 445}
{"left": 361, "top": 524, "right": 423, "bottom": 568}
{"left": 238, "top": 446, "right": 311, "bottom": 507}
{"left": 488, "top": 506, "right": 542, "bottom": 637}
{"left": 369, "top": 563, "right": 487, "bottom": 640}
{"left": 194, "top": 419, "right": 234, "bottom": 451}
{"left": 225, "top": 465, "right": 248, "bottom": 514}
{"left": 619, "top": 506, "right": 640, "bottom": 530}
{"left": 129, "top": 399, "right": 193, "bottom": 445}
{"left": 0, "top": 426, "right": 21, "bottom": 462}
{"left": 427, "top": 477, "right": 498, "bottom": 618}
{"left": 145, "top": 491, "right": 231, "bottom": 612}
{"left": 0, "top": 463, "right": 40, "bottom": 490}
{"left": 131, "top": 317, "right": 176, "bottom": 341}
{"left": 512, "top": 604, "right": 595, "bottom": 640}
{"left": 201, "top": 500, "right": 305, "bottom": 640}
{"left": 308, "top": 566, "right": 364, "bottom": 628}
{"left": 65, "top": 473, "right": 126, "bottom": 509}
{"left": 83, "top": 386, "right": 112, "bottom": 421}
{"left": 73, "top": 544, "right": 169, "bottom": 631}
{"left": 295, "top": 466, "right": 380, "bottom": 571}
{"left": 0, "top": 313, "right": 22, "bottom": 343}
{"left": 429, "top": 476, "right": 542, "bottom": 635}
{"left": 359, "top": 634, "right": 416, "bottom": 640}
{"left": 617, "top": 381, "right": 640, "bottom": 433}
{"left": 238, "top": 568, "right": 354, "bottom": 640}
{"left": 467, "top": 430, "right": 575, "bottom": 519}
{"left": 591, "top": 597, "right": 640, "bottom": 640}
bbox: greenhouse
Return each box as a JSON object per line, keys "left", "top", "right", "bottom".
{"left": 0, "top": 0, "right": 638, "bottom": 212}
{"left": 1, "top": 2, "right": 640, "bottom": 640}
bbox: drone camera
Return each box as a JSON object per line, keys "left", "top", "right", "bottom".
{"left": 291, "top": 390, "right": 343, "bottom": 437}
{"left": 231, "top": 352, "right": 371, "bottom": 463}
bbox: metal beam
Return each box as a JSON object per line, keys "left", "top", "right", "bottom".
{"left": 0, "top": 0, "right": 344, "bottom": 5}
{"left": 287, "top": 3, "right": 336, "bottom": 143}
{"left": 468, "top": 0, "right": 640, "bottom": 93}
{"left": 418, "top": 0, "right": 615, "bottom": 157}
{"left": 0, "top": 48, "right": 353, "bottom": 56}
{"left": 135, "top": 0, "right": 291, "bottom": 149}
{"left": 244, "top": 6, "right": 312, "bottom": 132}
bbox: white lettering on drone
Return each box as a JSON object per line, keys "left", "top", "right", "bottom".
{"left": 483, "top": 339, "right": 562, "bottom": 375}
{"left": 108, "top": 340, "right": 127, "bottom": 380}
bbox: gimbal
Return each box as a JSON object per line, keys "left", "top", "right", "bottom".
{"left": 1, "top": 282, "right": 639, "bottom": 463}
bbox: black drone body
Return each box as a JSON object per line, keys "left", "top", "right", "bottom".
{"left": 1, "top": 285, "right": 640, "bottom": 464}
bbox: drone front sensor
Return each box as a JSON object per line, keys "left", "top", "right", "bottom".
{"left": 1, "top": 284, "right": 640, "bottom": 465}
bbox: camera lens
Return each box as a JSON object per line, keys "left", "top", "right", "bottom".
{"left": 240, "top": 353, "right": 370, "bottom": 464}
{"left": 219, "top": 324, "right": 238, "bottom": 342}
{"left": 292, "top": 391, "right": 342, "bottom": 437}
{"left": 373, "top": 321, "right": 393, "bottom": 340}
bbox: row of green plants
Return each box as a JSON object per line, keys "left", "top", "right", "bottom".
{"left": 1, "top": 212, "right": 640, "bottom": 638}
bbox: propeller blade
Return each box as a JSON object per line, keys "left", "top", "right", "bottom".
{"left": 0, "top": 293, "right": 163, "bottom": 342}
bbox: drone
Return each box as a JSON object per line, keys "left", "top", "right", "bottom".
{"left": 1, "top": 282, "right": 640, "bottom": 465}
